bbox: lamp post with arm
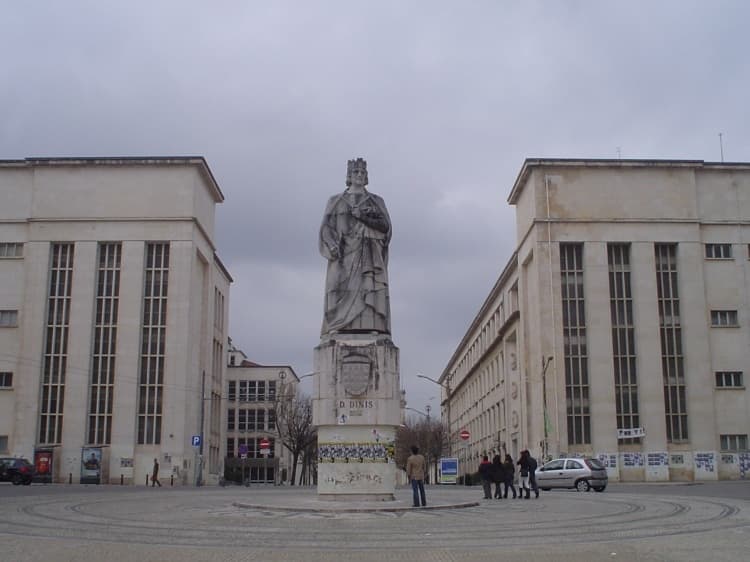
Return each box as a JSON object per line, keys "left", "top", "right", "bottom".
{"left": 416, "top": 373, "right": 452, "bottom": 457}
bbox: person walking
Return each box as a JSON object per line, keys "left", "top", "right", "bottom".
{"left": 478, "top": 455, "right": 493, "bottom": 499}
{"left": 528, "top": 451, "right": 540, "bottom": 498}
{"left": 517, "top": 450, "right": 532, "bottom": 499}
{"left": 503, "top": 454, "right": 517, "bottom": 499}
{"left": 406, "top": 445, "right": 427, "bottom": 507}
{"left": 151, "top": 458, "right": 162, "bottom": 487}
{"left": 491, "top": 455, "right": 505, "bottom": 499}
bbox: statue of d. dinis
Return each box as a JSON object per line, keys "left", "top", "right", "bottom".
{"left": 319, "top": 158, "right": 391, "bottom": 336}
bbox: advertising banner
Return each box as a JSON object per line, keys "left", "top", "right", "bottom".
{"left": 81, "top": 447, "right": 102, "bottom": 484}
{"left": 439, "top": 457, "right": 458, "bottom": 484}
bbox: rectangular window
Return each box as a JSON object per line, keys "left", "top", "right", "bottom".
{"left": 705, "top": 243, "right": 733, "bottom": 259}
{"left": 228, "top": 381, "right": 236, "bottom": 401}
{"left": 715, "top": 371, "right": 744, "bottom": 388}
{"left": 0, "top": 242, "right": 23, "bottom": 258}
{"left": 238, "top": 409, "right": 247, "bottom": 432}
{"left": 267, "top": 408, "right": 276, "bottom": 430}
{"left": 267, "top": 381, "right": 276, "bottom": 402}
{"left": 137, "top": 243, "right": 169, "bottom": 445}
{"left": 0, "top": 372, "right": 12, "bottom": 388}
{"left": 0, "top": 435, "right": 8, "bottom": 453}
{"left": 88, "top": 243, "right": 121, "bottom": 445}
{"left": 226, "top": 438, "right": 235, "bottom": 458}
{"left": 560, "top": 243, "right": 591, "bottom": 445}
{"left": 720, "top": 434, "right": 748, "bottom": 451}
{"left": 227, "top": 408, "right": 235, "bottom": 431}
{"left": 239, "top": 380, "right": 248, "bottom": 402}
{"left": 609, "top": 243, "right": 640, "bottom": 443}
{"left": 0, "top": 310, "right": 18, "bottom": 326}
{"left": 247, "top": 409, "right": 258, "bottom": 431}
{"left": 39, "top": 243, "right": 74, "bottom": 444}
{"left": 655, "top": 244, "right": 688, "bottom": 442}
{"left": 711, "top": 310, "right": 738, "bottom": 327}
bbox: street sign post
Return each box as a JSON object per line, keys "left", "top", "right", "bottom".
{"left": 259, "top": 438, "right": 271, "bottom": 483}
{"left": 459, "top": 429, "right": 470, "bottom": 441}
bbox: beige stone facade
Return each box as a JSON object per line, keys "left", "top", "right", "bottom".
{"left": 440, "top": 159, "right": 750, "bottom": 481}
{"left": 0, "top": 157, "right": 231, "bottom": 486}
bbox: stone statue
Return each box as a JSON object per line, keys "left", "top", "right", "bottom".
{"left": 319, "top": 158, "right": 391, "bottom": 336}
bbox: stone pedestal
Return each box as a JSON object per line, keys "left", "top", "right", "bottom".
{"left": 313, "top": 334, "right": 401, "bottom": 500}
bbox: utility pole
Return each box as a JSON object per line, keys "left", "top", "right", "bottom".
{"left": 197, "top": 370, "right": 205, "bottom": 487}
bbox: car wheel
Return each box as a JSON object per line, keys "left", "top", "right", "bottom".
{"left": 12, "top": 474, "right": 23, "bottom": 485}
{"left": 593, "top": 486, "right": 606, "bottom": 492}
{"left": 575, "top": 479, "right": 591, "bottom": 492}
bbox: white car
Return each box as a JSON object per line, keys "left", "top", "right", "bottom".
{"left": 535, "top": 457, "right": 608, "bottom": 492}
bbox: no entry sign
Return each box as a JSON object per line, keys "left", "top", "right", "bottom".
{"left": 459, "top": 429, "right": 470, "bottom": 441}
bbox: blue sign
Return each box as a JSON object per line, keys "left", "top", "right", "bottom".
{"left": 439, "top": 457, "right": 458, "bottom": 484}
{"left": 192, "top": 435, "right": 202, "bottom": 447}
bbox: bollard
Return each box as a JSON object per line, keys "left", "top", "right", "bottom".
{"left": 120, "top": 474, "right": 124, "bottom": 486}
{"left": 69, "top": 473, "right": 72, "bottom": 484}
{"left": 170, "top": 474, "right": 174, "bottom": 486}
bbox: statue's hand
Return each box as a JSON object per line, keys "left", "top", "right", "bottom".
{"left": 329, "top": 245, "right": 340, "bottom": 259}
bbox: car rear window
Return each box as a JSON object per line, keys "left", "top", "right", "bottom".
{"left": 585, "top": 458, "right": 605, "bottom": 470}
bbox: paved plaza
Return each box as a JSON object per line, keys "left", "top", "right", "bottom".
{"left": 1, "top": 482, "right": 749, "bottom": 561}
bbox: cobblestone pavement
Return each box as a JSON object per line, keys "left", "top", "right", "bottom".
{"left": 1, "top": 483, "right": 749, "bottom": 561}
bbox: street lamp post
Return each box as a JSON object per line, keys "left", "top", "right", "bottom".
{"left": 416, "top": 373, "right": 452, "bottom": 456}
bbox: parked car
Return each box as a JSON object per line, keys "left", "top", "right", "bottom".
{"left": 0, "top": 457, "right": 34, "bottom": 485}
{"left": 535, "top": 457, "right": 607, "bottom": 492}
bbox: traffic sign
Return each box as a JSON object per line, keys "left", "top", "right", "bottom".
{"left": 459, "top": 429, "right": 470, "bottom": 441}
{"left": 238, "top": 444, "right": 248, "bottom": 455}
{"left": 191, "top": 435, "right": 202, "bottom": 447}
{"left": 259, "top": 438, "right": 270, "bottom": 448}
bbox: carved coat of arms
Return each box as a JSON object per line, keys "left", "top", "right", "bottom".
{"left": 341, "top": 352, "right": 371, "bottom": 396}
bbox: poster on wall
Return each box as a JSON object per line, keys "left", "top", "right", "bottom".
{"left": 439, "top": 458, "right": 458, "bottom": 484}
{"left": 34, "top": 450, "right": 53, "bottom": 483}
{"left": 81, "top": 447, "right": 102, "bottom": 484}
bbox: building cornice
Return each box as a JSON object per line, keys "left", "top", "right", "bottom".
{"left": 507, "top": 158, "right": 750, "bottom": 205}
{"left": 0, "top": 156, "right": 225, "bottom": 203}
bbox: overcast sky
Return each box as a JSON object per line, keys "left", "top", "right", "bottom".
{"left": 2, "top": 1, "right": 749, "bottom": 416}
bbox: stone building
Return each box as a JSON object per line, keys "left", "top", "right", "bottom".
{"left": 225, "top": 341, "right": 300, "bottom": 484}
{"left": 0, "top": 157, "right": 231, "bottom": 486}
{"left": 440, "top": 158, "right": 750, "bottom": 481}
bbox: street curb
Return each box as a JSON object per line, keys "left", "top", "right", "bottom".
{"left": 232, "top": 500, "right": 480, "bottom": 513}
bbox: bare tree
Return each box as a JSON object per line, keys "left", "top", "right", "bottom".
{"left": 395, "top": 415, "right": 449, "bottom": 483}
{"left": 274, "top": 384, "right": 317, "bottom": 486}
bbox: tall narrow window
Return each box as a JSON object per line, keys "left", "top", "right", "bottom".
{"left": 560, "top": 243, "right": 590, "bottom": 445}
{"left": 137, "top": 243, "right": 169, "bottom": 444}
{"left": 39, "top": 243, "right": 74, "bottom": 444}
{"left": 608, "top": 244, "right": 640, "bottom": 443}
{"left": 655, "top": 244, "right": 688, "bottom": 441}
{"left": 88, "top": 243, "right": 121, "bottom": 444}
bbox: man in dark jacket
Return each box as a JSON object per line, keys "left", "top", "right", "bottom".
{"left": 478, "top": 455, "right": 493, "bottom": 499}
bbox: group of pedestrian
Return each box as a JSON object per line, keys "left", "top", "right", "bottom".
{"left": 406, "top": 445, "right": 540, "bottom": 508}
{"left": 479, "top": 449, "right": 538, "bottom": 500}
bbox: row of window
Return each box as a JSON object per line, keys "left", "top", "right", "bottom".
{"left": 227, "top": 408, "right": 276, "bottom": 432}
{"left": 0, "top": 242, "right": 23, "bottom": 258}
{"left": 227, "top": 380, "right": 277, "bottom": 402}
{"left": 226, "top": 437, "right": 276, "bottom": 458}
{"left": 704, "top": 243, "right": 750, "bottom": 260}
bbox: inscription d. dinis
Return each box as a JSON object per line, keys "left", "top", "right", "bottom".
{"left": 339, "top": 400, "right": 375, "bottom": 408}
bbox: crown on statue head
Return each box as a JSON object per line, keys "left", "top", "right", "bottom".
{"left": 346, "top": 158, "right": 368, "bottom": 186}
